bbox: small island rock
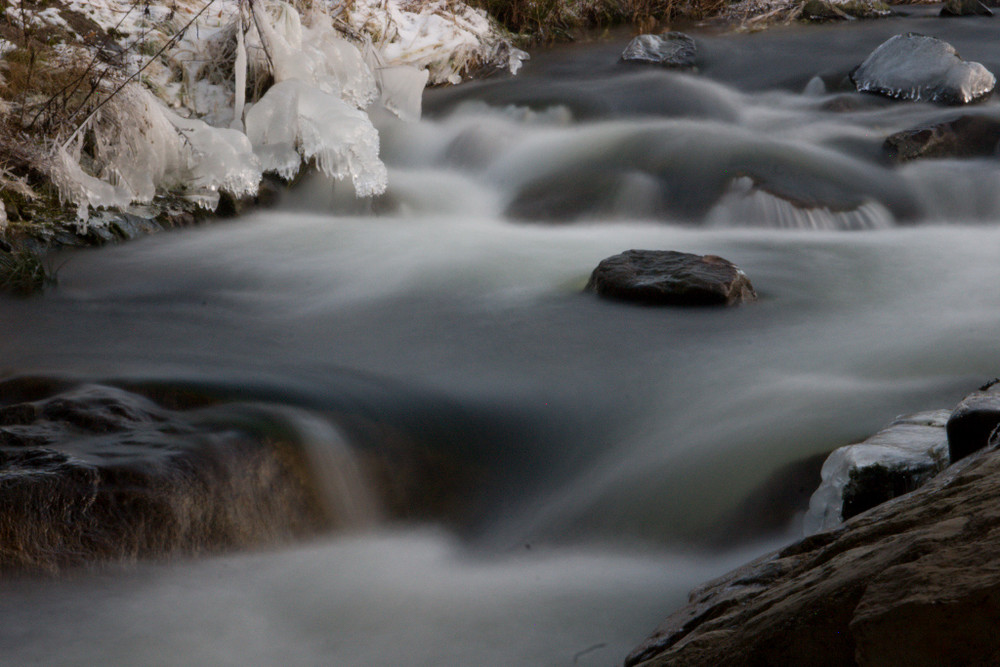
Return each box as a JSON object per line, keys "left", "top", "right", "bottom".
{"left": 585, "top": 250, "right": 756, "bottom": 306}
{"left": 621, "top": 32, "right": 697, "bottom": 68}
{"left": 851, "top": 33, "right": 996, "bottom": 105}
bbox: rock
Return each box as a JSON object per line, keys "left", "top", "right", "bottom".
{"left": 626, "top": 440, "right": 1000, "bottom": 667}
{"left": 947, "top": 379, "right": 1000, "bottom": 462}
{"left": 940, "top": 0, "right": 993, "bottom": 16}
{"left": 884, "top": 115, "right": 1000, "bottom": 161}
{"left": 621, "top": 32, "right": 696, "bottom": 68}
{"left": 850, "top": 33, "right": 996, "bottom": 105}
{"left": 584, "top": 250, "right": 757, "bottom": 306}
{"left": 804, "top": 411, "right": 950, "bottom": 534}
{"left": 0, "top": 379, "right": 333, "bottom": 571}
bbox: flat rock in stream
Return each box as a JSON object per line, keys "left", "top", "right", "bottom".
{"left": 621, "top": 32, "right": 696, "bottom": 68}
{"left": 851, "top": 33, "right": 996, "bottom": 105}
{"left": 626, "top": 434, "right": 1000, "bottom": 667}
{"left": 884, "top": 115, "right": 1000, "bottom": 161}
{"left": 585, "top": 250, "right": 756, "bottom": 306}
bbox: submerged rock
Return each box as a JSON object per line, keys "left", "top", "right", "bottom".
{"left": 585, "top": 250, "right": 756, "bottom": 306}
{"left": 621, "top": 32, "right": 697, "bottom": 68}
{"left": 851, "top": 33, "right": 996, "bottom": 105}
{"left": 940, "top": 0, "right": 994, "bottom": 16}
{"left": 627, "top": 430, "right": 1000, "bottom": 667}
{"left": 884, "top": 115, "right": 1000, "bottom": 161}
{"left": 0, "top": 380, "right": 336, "bottom": 571}
{"left": 947, "top": 379, "right": 1000, "bottom": 462}
{"left": 803, "top": 410, "right": 949, "bottom": 535}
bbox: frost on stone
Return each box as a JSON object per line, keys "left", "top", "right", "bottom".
{"left": 245, "top": 79, "right": 387, "bottom": 197}
{"left": 804, "top": 410, "right": 951, "bottom": 535}
{"left": 851, "top": 33, "right": 996, "bottom": 105}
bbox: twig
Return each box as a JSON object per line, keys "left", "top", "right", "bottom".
{"left": 61, "top": 0, "right": 220, "bottom": 151}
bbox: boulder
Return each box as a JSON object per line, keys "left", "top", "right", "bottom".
{"left": 804, "top": 410, "right": 949, "bottom": 534}
{"left": 621, "top": 32, "right": 697, "bottom": 68}
{"left": 584, "top": 250, "right": 757, "bottom": 306}
{"left": 947, "top": 379, "right": 1000, "bottom": 461}
{"left": 850, "top": 33, "right": 996, "bottom": 105}
{"left": 801, "top": 0, "right": 890, "bottom": 21}
{"left": 884, "top": 114, "right": 1000, "bottom": 161}
{"left": 940, "top": 0, "right": 993, "bottom": 16}
{"left": 626, "top": 439, "right": 1000, "bottom": 667}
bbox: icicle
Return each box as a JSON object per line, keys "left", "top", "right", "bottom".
{"left": 245, "top": 79, "right": 387, "bottom": 197}
{"left": 232, "top": 10, "right": 248, "bottom": 131}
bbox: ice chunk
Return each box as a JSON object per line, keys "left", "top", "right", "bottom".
{"left": 245, "top": 79, "right": 387, "bottom": 197}
{"left": 377, "top": 65, "right": 430, "bottom": 122}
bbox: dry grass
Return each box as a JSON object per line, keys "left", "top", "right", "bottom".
{"left": 468, "top": 0, "right": 731, "bottom": 42}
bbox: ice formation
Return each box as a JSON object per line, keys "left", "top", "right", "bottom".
{"left": 10, "top": 0, "right": 524, "bottom": 223}
{"left": 803, "top": 410, "right": 950, "bottom": 535}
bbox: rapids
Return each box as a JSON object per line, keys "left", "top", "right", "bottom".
{"left": 3, "top": 10, "right": 1000, "bottom": 665}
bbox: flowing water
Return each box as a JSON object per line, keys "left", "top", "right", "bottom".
{"left": 3, "top": 10, "right": 1000, "bottom": 666}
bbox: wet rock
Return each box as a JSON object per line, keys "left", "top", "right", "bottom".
{"left": 585, "top": 250, "right": 756, "bottom": 306}
{"left": 0, "top": 380, "right": 333, "bottom": 572}
{"left": 621, "top": 32, "right": 696, "bottom": 68}
{"left": 884, "top": 115, "right": 1000, "bottom": 161}
{"left": 626, "top": 440, "right": 1000, "bottom": 667}
{"left": 947, "top": 379, "right": 1000, "bottom": 462}
{"left": 940, "top": 0, "right": 993, "bottom": 16}
{"left": 851, "top": 33, "right": 996, "bottom": 105}
{"left": 803, "top": 411, "right": 949, "bottom": 534}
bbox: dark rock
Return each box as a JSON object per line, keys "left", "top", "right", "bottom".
{"left": 851, "top": 33, "right": 996, "bottom": 105}
{"left": 947, "top": 382, "right": 1000, "bottom": 461}
{"left": 621, "top": 32, "right": 696, "bottom": 68}
{"left": 884, "top": 115, "right": 1000, "bottom": 161}
{"left": 584, "top": 250, "right": 756, "bottom": 306}
{"left": 626, "top": 441, "right": 1000, "bottom": 667}
{"left": 940, "top": 0, "right": 993, "bottom": 16}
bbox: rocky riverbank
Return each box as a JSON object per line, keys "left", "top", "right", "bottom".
{"left": 627, "top": 382, "right": 1000, "bottom": 666}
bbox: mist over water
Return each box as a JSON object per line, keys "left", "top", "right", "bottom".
{"left": 3, "top": 13, "right": 1000, "bottom": 665}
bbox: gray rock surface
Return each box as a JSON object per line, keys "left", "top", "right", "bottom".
{"left": 585, "top": 250, "right": 757, "bottom": 306}
{"left": 621, "top": 32, "right": 696, "bottom": 68}
{"left": 884, "top": 114, "right": 1000, "bottom": 161}
{"left": 627, "top": 438, "right": 1000, "bottom": 667}
{"left": 851, "top": 33, "right": 996, "bottom": 105}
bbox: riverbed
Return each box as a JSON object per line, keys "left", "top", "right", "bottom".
{"left": 2, "top": 10, "right": 1000, "bottom": 665}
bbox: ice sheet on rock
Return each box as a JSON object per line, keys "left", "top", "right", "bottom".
{"left": 377, "top": 65, "right": 430, "bottom": 122}
{"left": 245, "top": 79, "right": 387, "bottom": 197}
{"left": 804, "top": 410, "right": 950, "bottom": 535}
{"left": 851, "top": 33, "right": 996, "bottom": 104}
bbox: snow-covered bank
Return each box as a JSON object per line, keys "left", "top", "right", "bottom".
{"left": 0, "top": 0, "right": 525, "bottom": 231}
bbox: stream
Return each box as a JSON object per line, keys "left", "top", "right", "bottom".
{"left": 2, "top": 9, "right": 1000, "bottom": 665}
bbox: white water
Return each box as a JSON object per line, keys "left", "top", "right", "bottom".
{"left": 3, "top": 14, "right": 1000, "bottom": 666}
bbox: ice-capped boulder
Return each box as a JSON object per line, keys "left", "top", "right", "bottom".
{"left": 947, "top": 379, "right": 1000, "bottom": 462}
{"left": 585, "top": 250, "right": 756, "bottom": 306}
{"left": 851, "top": 33, "right": 996, "bottom": 104}
{"left": 803, "top": 410, "right": 950, "bottom": 535}
{"left": 621, "top": 32, "right": 696, "bottom": 68}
